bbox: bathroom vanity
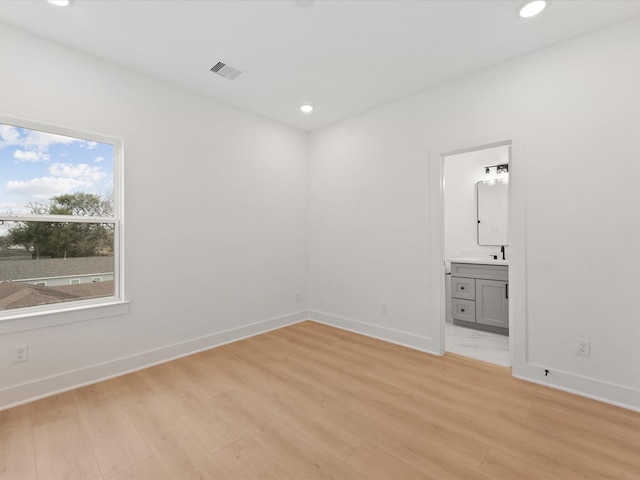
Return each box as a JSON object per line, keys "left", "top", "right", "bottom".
{"left": 450, "top": 259, "right": 509, "bottom": 334}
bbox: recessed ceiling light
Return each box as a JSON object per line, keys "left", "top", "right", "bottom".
{"left": 48, "top": 0, "right": 70, "bottom": 6}
{"left": 519, "top": 1, "right": 546, "bottom": 18}
{"left": 300, "top": 105, "right": 314, "bottom": 114}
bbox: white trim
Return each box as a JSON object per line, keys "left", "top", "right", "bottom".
{"left": 0, "top": 113, "right": 123, "bottom": 149}
{"left": 0, "top": 299, "right": 130, "bottom": 334}
{"left": 13, "top": 272, "right": 113, "bottom": 283}
{"left": 3, "top": 310, "right": 638, "bottom": 413}
{"left": 514, "top": 364, "right": 640, "bottom": 413}
{"left": 309, "top": 310, "right": 438, "bottom": 355}
{"left": 0, "top": 310, "right": 309, "bottom": 411}
{"left": 0, "top": 214, "right": 114, "bottom": 224}
{"left": 113, "top": 138, "right": 125, "bottom": 307}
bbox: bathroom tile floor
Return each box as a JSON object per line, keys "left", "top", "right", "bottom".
{"left": 445, "top": 321, "right": 510, "bottom": 367}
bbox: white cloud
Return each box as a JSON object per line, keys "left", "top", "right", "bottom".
{"left": 0, "top": 125, "right": 21, "bottom": 147}
{"left": 84, "top": 141, "right": 98, "bottom": 150}
{"left": 1, "top": 125, "right": 80, "bottom": 150}
{"left": 24, "top": 130, "right": 78, "bottom": 149}
{"left": 5, "top": 177, "right": 89, "bottom": 200}
{"left": 13, "top": 149, "right": 50, "bottom": 162}
{"left": 1, "top": 124, "right": 83, "bottom": 163}
{"left": 94, "top": 156, "right": 104, "bottom": 163}
{"left": 49, "top": 163, "right": 106, "bottom": 181}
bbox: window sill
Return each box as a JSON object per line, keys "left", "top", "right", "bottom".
{"left": 0, "top": 299, "right": 130, "bottom": 334}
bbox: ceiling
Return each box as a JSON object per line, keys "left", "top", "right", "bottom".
{"left": 1, "top": 0, "right": 639, "bottom": 131}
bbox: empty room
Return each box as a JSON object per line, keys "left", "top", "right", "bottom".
{"left": 1, "top": 1, "right": 639, "bottom": 479}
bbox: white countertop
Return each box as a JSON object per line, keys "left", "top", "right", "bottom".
{"left": 448, "top": 257, "right": 509, "bottom": 266}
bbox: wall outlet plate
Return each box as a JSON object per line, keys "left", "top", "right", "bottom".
{"left": 13, "top": 344, "right": 28, "bottom": 363}
{"left": 576, "top": 338, "right": 591, "bottom": 356}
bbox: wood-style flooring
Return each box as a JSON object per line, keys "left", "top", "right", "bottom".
{"left": 1, "top": 321, "right": 639, "bottom": 479}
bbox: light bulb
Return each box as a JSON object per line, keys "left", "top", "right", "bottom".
{"left": 485, "top": 167, "right": 495, "bottom": 185}
{"left": 300, "top": 105, "right": 314, "bottom": 114}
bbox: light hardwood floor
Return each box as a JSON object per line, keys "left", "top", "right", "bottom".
{"left": 2, "top": 321, "right": 639, "bottom": 479}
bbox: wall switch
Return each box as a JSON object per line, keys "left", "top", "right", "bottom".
{"left": 13, "top": 344, "right": 28, "bottom": 363}
{"left": 381, "top": 303, "right": 388, "bottom": 315}
{"left": 576, "top": 338, "right": 591, "bottom": 356}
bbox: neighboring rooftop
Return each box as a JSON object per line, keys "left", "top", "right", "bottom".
{"left": 0, "top": 256, "right": 113, "bottom": 281}
{"left": 0, "top": 280, "right": 114, "bottom": 310}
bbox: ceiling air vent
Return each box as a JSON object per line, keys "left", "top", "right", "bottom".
{"left": 210, "top": 61, "right": 244, "bottom": 80}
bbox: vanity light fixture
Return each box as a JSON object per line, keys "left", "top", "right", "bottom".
{"left": 519, "top": 0, "right": 546, "bottom": 18}
{"left": 48, "top": 0, "right": 70, "bottom": 6}
{"left": 300, "top": 104, "right": 314, "bottom": 114}
{"left": 484, "top": 164, "right": 509, "bottom": 185}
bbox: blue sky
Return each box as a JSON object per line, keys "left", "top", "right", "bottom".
{"left": 0, "top": 123, "right": 114, "bottom": 215}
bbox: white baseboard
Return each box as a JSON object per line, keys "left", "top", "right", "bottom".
{"left": 514, "top": 363, "right": 640, "bottom": 413}
{"left": 310, "top": 311, "right": 640, "bottom": 412}
{"left": 0, "top": 311, "right": 309, "bottom": 411}
{"left": 5, "top": 310, "right": 637, "bottom": 414}
{"left": 308, "top": 310, "right": 439, "bottom": 355}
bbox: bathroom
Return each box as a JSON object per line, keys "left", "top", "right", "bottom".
{"left": 443, "top": 144, "right": 510, "bottom": 366}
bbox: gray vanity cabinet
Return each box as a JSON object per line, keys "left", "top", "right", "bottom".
{"left": 451, "top": 262, "right": 508, "bottom": 334}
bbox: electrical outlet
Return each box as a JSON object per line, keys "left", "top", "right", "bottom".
{"left": 13, "top": 344, "right": 28, "bottom": 363}
{"left": 576, "top": 338, "right": 591, "bottom": 356}
{"left": 381, "top": 303, "right": 388, "bottom": 315}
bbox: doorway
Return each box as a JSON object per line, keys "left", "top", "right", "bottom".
{"left": 442, "top": 143, "right": 511, "bottom": 366}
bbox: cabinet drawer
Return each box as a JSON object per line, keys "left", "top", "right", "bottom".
{"left": 452, "top": 298, "right": 475, "bottom": 323}
{"left": 451, "top": 277, "right": 475, "bottom": 300}
{"left": 451, "top": 263, "right": 508, "bottom": 281}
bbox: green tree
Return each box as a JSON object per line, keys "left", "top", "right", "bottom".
{"left": 49, "top": 192, "right": 113, "bottom": 217}
{"left": 6, "top": 192, "right": 113, "bottom": 258}
{"left": 0, "top": 235, "right": 12, "bottom": 251}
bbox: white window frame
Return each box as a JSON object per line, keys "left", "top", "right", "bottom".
{"left": 0, "top": 115, "right": 128, "bottom": 333}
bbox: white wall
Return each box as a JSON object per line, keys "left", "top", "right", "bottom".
{"left": 0, "top": 25, "right": 309, "bottom": 408}
{"left": 309, "top": 17, "right": 640, "bottom": 410}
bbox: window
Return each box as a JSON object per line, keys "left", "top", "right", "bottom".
{"left": 0, "top": 116, "right": 123, "bottom": 317}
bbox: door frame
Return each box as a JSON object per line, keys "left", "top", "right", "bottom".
{"left": 428, "top": 130, "right": 527, "bottom": 375}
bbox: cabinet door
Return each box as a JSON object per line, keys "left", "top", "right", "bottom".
{"left": 476, "top": 279, "right": 509, "bottom": 329}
